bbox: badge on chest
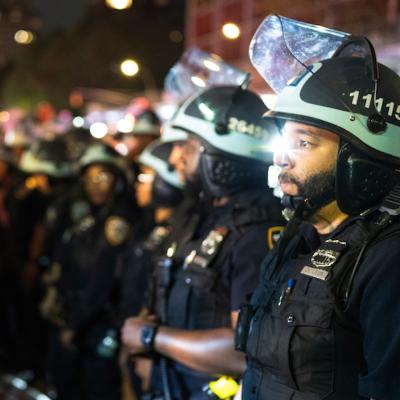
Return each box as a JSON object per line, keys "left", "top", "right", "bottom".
{"left": 183, "top": 227, "right": 228, "bottom": 269}
{"left": 301, "top": 239, "right": 348, "bottom": 281}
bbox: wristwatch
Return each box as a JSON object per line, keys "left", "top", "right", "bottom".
{"left": 140, "top": 324, "right": 159, "bottom": 352}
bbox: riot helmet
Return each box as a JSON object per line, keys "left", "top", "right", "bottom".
{"left": 131, "top": 109, "right": 161, "bottom": 137}
{"left": 119, "top": 109, "right": 161, "bottom": 163}
{"left": 171, "top": 85, "right": 279, "bottom": 197}
{"left": 79, "top": 142, "right": 128, "bottom": 172}
{"left": 250, "top": 15, "right": 400, "bottom": 215}
{"left": 161, "top": 120, "right": 188, "bottom": 144}
{"left": 64, "top": 127, "right": 95, "bottom": 161}
{"left": 164, "top": 46, "right": 249, "bottom": 104}
{"left": 19, "top": 138, "right": 74, "bottom": 178}
{"left": 138, "top": 139, "right": 183, "bottom": 207}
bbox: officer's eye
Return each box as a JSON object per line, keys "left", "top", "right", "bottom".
{"left": 298, "top": 139, "right": 313, "bottom": 148}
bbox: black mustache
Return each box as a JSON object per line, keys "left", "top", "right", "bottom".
{"left": 278, "top": 172, "right": 300, "bottom": 186}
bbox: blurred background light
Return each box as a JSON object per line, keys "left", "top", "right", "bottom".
{"left": 222, "top": 23, "right": 240, "bottom": 39}
{"left": 14, "top": 30, "right": 34, "bottom": 44}
{"left": 105, "top": 0, "right": 133, "bottom": 10}
{"left": 90, "top": 122, "right": 108, "bottom": 138}
{"left": 116, "top": 116, "right": 135, "bottom": 133}
{"left": 120, "top": 59, "right": 140, "bottom": 77}
{"left": 72, "top": 116, "right": 85, "bottom": 128}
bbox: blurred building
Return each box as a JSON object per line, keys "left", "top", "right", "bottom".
{"left": 0, "top": 1, "right": 41, "bottom": 67}
{"left": 185, "top": 0, "right": 400, "bottom": 93}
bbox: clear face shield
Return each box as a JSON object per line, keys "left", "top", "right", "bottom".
{"left": 249, "top": 15, "right": 352, "bottom": 94}
{"left": 249, "top": 15, "right": 381, "bottom": 125}
{"left": 164, "top": 46, "right": 250, "bottom": 104}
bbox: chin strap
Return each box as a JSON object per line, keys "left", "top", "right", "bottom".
{"left": 379, "top": 184, "right": 400, "bottom": 216}
{"left": 281, "top": 190, "right": 336, "bottom": 221}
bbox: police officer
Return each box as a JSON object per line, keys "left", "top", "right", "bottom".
{"left": 117, "top": 137, "right": 186, "bottom": 397}
{"left": 119, "top": 137, "right": 185, "bottom": 324}
{"left": 122, "top": 85, "right": 285, "bottom": 399}
{"left": 49, "top": 143, "right": 138, "bottom": 400}
{"left": 238, "top": 16, "right": 400, "bottom": 400}
{"left": 13, "top": 137, "right": 74, "bottom": 378}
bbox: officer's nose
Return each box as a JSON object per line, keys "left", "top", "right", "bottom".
{"left": 273, "top": 148, "right": 292, "bottom": 169}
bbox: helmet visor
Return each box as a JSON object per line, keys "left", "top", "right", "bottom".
{"left": 249, "top": 14, "right": 351, "bottom": 93}
{"left": 165, "top": 46, "right": 250, "bottom": 103}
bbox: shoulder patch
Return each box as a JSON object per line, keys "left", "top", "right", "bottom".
{"left": 267, "top": 226, "right": 285, "bottom": 250}
{"left": 104, "top": 216, "right": 130, "bottom": 246}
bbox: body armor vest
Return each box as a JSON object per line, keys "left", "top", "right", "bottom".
{"left": 151, "top": 190, "right": 284, "bottom": 398}
{"left": 166, "top": 224, "right": 232, "bottom": 330}
{"left": 241, "top": 212, "right": 400, "bottom": 400}
{"left": 154, "top": 192, "right": 280, "bottom": 331}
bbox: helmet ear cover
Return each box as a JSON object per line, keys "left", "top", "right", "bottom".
{"left": 199, "top": 149, "right": 267, "bottom": 198}
{"left": 336, "top": 142, "right": 396, "bottom": 215}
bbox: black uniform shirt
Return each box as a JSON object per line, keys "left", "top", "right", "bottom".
{"left": 249, "top": 215, "right": 400, "bottom": 400}
{"left": 175, "top": 190, "right": 285, "bottom": 315}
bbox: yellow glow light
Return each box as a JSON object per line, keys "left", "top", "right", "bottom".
{"left": 14, "top": 30, "right": 34, "bottom": 44}
{"left": 222, "top": 23, "right": 240, "bottom": 40}
{"left": 120, "top": 59, "right": 140, "bottom": 77}
{"left": 0, "top": 111, "right": 10, "bottom": 123}
{"left": 105, "top": 0, "right": 133, "bottom": 10}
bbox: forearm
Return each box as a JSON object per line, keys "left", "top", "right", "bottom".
{"left": 154, "top": 326, "right": 245, "bottom": 376}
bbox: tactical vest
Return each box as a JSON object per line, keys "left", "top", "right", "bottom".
{"left": 241, "top": 212, "right": 400, "bottom": 400}
{"left": 155, "top": 199, "right": 276, "bottom": 331}
{"left": 151, "top": 190, "right": 284, "bottom": 399}
{"left": 166, "top": 224, "right": 232, "bottom": 330}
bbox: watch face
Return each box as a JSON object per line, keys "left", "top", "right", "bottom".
{"left": 141, "top": 324, "right": 158, "bottom": 351}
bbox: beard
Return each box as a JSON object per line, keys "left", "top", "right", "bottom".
{"left": 183, "top": 170, "right": 202, "bottom": 197}
{"left": 279, "top": 168, "right": 336, "bottom": 209}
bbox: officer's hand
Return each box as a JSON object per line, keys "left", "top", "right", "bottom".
{"left": 121, "top": 315, "right": 157, "bottom": 354}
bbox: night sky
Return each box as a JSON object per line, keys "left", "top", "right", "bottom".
{"left": 29, "top": 0, "right": 87, "bottom": 33}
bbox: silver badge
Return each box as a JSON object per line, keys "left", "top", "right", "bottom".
{"left": 200, "top": 228, "right": 227, "bottom": 256}
{"left": 183, "top": 250, "right": 208, "bottom": 269}
{"left": 147, "top": 226, "right": 169, "bottom": 247}
{"left": 183, "top": 250, "right": 197, "bottom": 269}
{"left": 78, "top": 215, "right": 95, "bottom": 232}
{"left": 311, "top": 249, "right": 340, "bottom": 269}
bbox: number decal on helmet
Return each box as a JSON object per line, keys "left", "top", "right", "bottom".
{"left": 348, "top": 90, "right": 400, "bottom": 119}
{"left": 228, "top": 117, "right": 266, "bottom": 140}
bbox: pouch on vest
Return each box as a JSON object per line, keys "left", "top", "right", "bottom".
{"left": 235, "top": 303, "right": 255, "bottom": 352}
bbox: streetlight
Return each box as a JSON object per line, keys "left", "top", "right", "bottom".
{"left": 120, "top": 59, "right": 139, "bottom": 77}
{"left": 14, "top": 30, "right": 35, "bottom": 44}
{"left": 119, "top": 58, "right": 157, "bottom": 100}
{"left": 222, "top": 23, "right": 240, "bottom": 40}
{"left": 105, "top": 0, "right": 133, "bottom": 10}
